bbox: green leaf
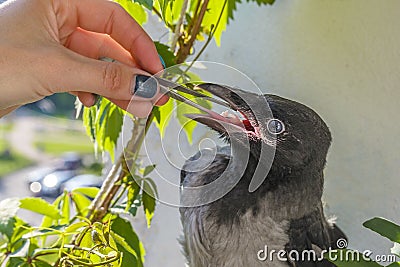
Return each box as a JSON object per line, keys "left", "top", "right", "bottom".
{"left": 96, "top": 99, "right": 124, "bottom": 162}
{"left": 65, "top": 221, "right": 88, "bottom": 234}
{"left": 247, "top": 0, "right": 275, "bottom": 5}
{"left": 70, "top": 192, "right": 92, "bottom": 217}
{"left": 154, "top": 42, "right": 177, "bottom": 68}
{"left": 60, "top": 192, "right": 70, "bottom": 225}
{"left": 153, "top": 97, "right": 174, "bottom": 138}
{"left": 111, "top": 216, "right": 145, "bottom": 267}
{"left": 363, "top": 217, "right": 400, "bottom": 243}
{"left": 142, "top": 164, "right": 156, "bottom": 176}
{"left": 116, "top": 0, "right": 148, "bottom": 25}
{"left": 19, "top": 198, "right": 62, "bottom": 220}
{"left": 134, "top": 0, "right": 154, "bottom": 10}
{"left": 200, "top": 0, "right": 229, "bottom": 46}
{"left": 142, "top": 182, "right": 156, "bottom": 228}
{"left": 126, "top": 180, "right": 141, "bottom": 212}
{"left": 33, "top": 260, "right": 53, "bottom": 267}
{"left": 144, "top": 178, "right": 159, "bottom": 199}
{"left": 110, "top": 232, "right": 138, "bottom": 257}
{"left": 387, "top": 262, "right": 400, "bottom": 267}
{"left": 327, "top": 249, "right": 383, "bottom": 267}
{"left": 72, "top": 187, "right": 100, "bottom": 199}
{"left": 175, "top": 95, "right": 198, "bottom": 144}
{"left": 83, "top": 106, "right": 97, "bottom": 143}
{"left": 10, "top": 217, "right": 31, "bottom": 245}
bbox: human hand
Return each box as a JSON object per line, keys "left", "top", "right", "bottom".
{"left": 0, "top": 0, "right": 168, "bottom": 118}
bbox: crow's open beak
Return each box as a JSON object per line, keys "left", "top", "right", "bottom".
{"left": 185, "top": 83, "right": 261, "bottom": 139}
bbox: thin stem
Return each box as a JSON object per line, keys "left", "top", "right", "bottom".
{"left": 171, "top": 0, "right": 189, "bottom": 52}
{"left": 187, "top": 0, "right": 202, "bottom": 36}
{"left": 177, "top": 0, "right": 209, "bottom": 63}
{"left": 183, "top": 0, "right": 227, "bottom": 73}
{"left": 152, "top": 6, "right": 163, "bottom": 20}
{"left": 111, "top": 185, "right": 127, "bottom": 208}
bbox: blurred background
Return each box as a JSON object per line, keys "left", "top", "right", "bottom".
{"left": 1, "top": 1, "right": 400, "bottom": 266}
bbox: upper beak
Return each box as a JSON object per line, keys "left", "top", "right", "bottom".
{"left": 184, "top": 83, "right": 260, "bottom": 138}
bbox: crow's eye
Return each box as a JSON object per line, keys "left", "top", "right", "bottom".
{"left": 267, "top": 119, "right": 285, "bottom": 135}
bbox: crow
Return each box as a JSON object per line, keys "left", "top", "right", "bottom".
{"left": 179, "top": 84, "right": 346, "bottom": 267}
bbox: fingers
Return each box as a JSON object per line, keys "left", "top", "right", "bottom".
{"left": 66, "top": 28, "right": 137, "bottom": 67}
{"left": 66, "top": 28, "right": 138, "bottom": 107}
{"left": 50, "top": 48, "right": 164, "bottom": 100}
{"left": 70, "top": 0, "right": 163, "bottom": 74}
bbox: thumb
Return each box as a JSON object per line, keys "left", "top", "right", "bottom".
{"left": 51, "top": 49, "right": 162, "bottom": 102}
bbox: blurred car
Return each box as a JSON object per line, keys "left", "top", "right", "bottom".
{"left": 27, "top": 167, "right": 56, "bottom": 184}
{"left": 29, "top": 170, "right": 77, "bottom": 197}
{"left": 27, "top": 153, "right": 83, "bottom": 195}
{"left": 61, "top": 174, "right": 104, "bottom": 192}
{"left": 56, "top": 152, "right": 82, "bottom": 170}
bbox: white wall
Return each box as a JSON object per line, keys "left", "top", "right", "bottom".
{"left": 137, "top": 1, "right": 400, "bottom": 265}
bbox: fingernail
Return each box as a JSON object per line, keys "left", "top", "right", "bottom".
{"left": 158, "top": 54, "right": 166, "bottom": 69}
{"left": 132, "top": 75, "right": 158, "bottom": 98}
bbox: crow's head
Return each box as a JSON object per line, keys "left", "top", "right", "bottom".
{"left": 186, "top": 83, "right": 332, "bottom": 171}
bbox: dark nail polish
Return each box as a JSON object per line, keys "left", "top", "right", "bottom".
{"left": 133, "top": 75, "right": 158, "bottom": 98}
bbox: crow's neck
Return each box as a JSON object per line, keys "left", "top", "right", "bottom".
{"left": 210, "top": 151, "right": 325, "bottom": 225}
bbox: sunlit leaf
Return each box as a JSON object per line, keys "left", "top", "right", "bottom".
{"left": 200, "top": 0, "right": 228, "bottom": 46}
{"left": 83, "top": 106, "right": 97, "bottom": 143}
{"left": 364, "top": 217, "right": 400, "bottom": 243}
{"left": 65, "top": 222, "right": 88, "bottom": 234}
{"left": 175, "top": 96, "right": 197, "bottom": 144}
{"left": 72, "top": 187, "right": 100, "bottom": 199}
{"left": 95, "top": 99, "right": 124, "bottom": 162}
{"left": 70, "top": 193, "right": 92, "bottom": 217}
{"left": 152, "top": 97, "right": 174, "bottom": 138}
{"left": 60, "top": 192, "right": 70, "bottom": 225}
{"left": 115, "top": 0, "right": 148, "bottom": 25}
{"left": 142, "top": 182, "right": 156, "bottom": 228}
{"left": 161, "top": 0, "right": 184, "bottom": 25}
{"left": 111, "top": 216, "right": 145, "bottom": 266}
{"left": 19, "top": 198, "right": 62, "bottom": 220}
{"left": 126, "top": 180, "right": 141, "bottom": 213}
{"left": 33, "top": 260, "right": 53, "bottom": 267}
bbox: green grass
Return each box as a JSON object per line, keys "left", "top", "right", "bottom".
{"left": 34, "top": 131, "right": 94, "bottom": 156}
{"left": 0, "top": 155, "right": 33, "bottom": 177}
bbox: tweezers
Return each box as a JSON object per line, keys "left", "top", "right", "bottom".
{"left": 99, "top": 57, "right": 230, "bottom": 114}
{"left": 155, "top": 76, "right": 231, "bottom": 114}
